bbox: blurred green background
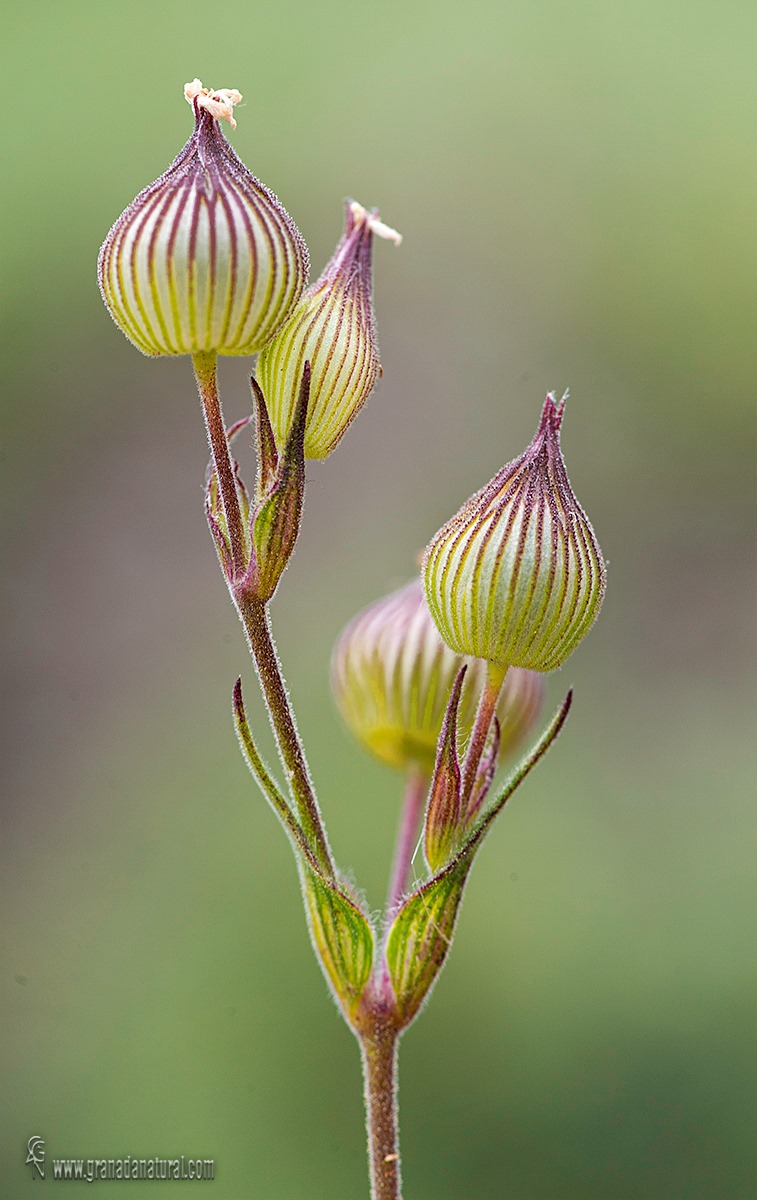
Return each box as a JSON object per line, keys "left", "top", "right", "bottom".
{"left": 3, "top": 0, "right": 756, "bottom": 1196}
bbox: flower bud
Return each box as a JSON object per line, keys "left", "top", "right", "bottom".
{"left": 331, "top": 579, "right": 544, "bottom": 775}
{"left": 423, "top": 392, "right": 606, "bottom": 672}
{"left": 98, "top": 80, "right": 309, "bottom": 357}
{"left": 257, "top": 200, "right": 401, "bottom": 459}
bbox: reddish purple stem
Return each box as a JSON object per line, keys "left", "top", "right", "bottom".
{"left": 386, "top": 771, "right": 428, "bottom": 916}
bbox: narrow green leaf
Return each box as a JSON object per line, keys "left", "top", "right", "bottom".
{"left": 302, "top": 865, "right": 374, "bottom": 1018}
{"left": 234, "top": 678, "right": 372, "bottom": 1015}
{"left": 232, "top": 678, "right": 314, "bottom": 863}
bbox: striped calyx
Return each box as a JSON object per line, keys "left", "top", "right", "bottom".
{"left": 423, "top": 393, "right": 606, "bottom": 672}
{"left": 257, "top": 200, "right": 401, "bottom": 459}
{"left": 331, "top": 579, "right": 544, "bottom": 775}
{"left": 97, "top": 80, "right": 309, "bottom": 357}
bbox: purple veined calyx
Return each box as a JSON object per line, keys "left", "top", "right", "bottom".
{"left": 257, "top": 200, "right": 402, "bottom": 459}
{"left": 98, "top": 80, "right": 309, "bottom": 358}
{"left": 331, "top": 578, "right": 544, "bottom": 775}
{"left": 423, "top": 390, "right": 606, "bottom": 673}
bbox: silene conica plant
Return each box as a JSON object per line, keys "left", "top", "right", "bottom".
{"left": 98, "top": 81, "right": 606, "bottom": 1200}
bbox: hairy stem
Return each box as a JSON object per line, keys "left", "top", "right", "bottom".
{"left": 386, "top": 771, "right": 428, "bottom": 915}
{"left": 236, "top": 591, "right": 335, "bottom": 879}
{"left": 360, "top": 1019, "right": 402, "bottom": 1200}
{"left": 194, "top": 350, "right": 248, "bottom": 578}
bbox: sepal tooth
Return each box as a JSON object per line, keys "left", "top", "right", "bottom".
{"left": 423, "top": 667, "right": 465, "bottom": 872}
{"left": 250, "top": 375, "right": 279, "bottom": 500}
{"left": 205, "top": 416, "right": 252, "bottom": 580}
{"left": 247, "top": 364, "right": 309, "bottom": 601}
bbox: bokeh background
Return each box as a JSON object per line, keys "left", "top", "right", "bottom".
{"left": 3, "top": 1, "right": 756, "bottom": 1196}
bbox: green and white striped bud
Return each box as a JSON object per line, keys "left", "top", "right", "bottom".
{"left": 257, "top": 200, "right": 401, "bottom": 459}
{"left": 423, "top": 392, "right": 606, "bottom": 672}
{"left": 331, "top": 579, "right": 544, "bottom": 775}
{"left": 98, "top": 80, "right": 309, "bottom": 357}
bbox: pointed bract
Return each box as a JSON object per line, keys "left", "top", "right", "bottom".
{"left": 423, "top": 667, "right": 464, "bottom": 871}
{"left": 204, "top": 416, "right": 252, "bottom": 580}
{"left": 250, "top": 375, "right": 280, "bottom": 500}
{"left": 249, "top": 364, "right": 309, "bottom": 601}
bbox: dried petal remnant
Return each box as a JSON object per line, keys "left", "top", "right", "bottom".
{"left": 183, "top": 79, "right": 242, "bottom": 128}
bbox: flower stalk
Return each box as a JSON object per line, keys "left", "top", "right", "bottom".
{"left": 460, "top": 659, "right": 507, "bottom": 814}
{"left": 193, "top": 350, "right": 249, "bottom": 578}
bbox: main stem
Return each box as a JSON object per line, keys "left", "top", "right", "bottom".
{"left": 236, "top": 591, "right": 335, "bottom": 879}
{"left": 359, "top": 1018, "right": 402, "bottom": 1200}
